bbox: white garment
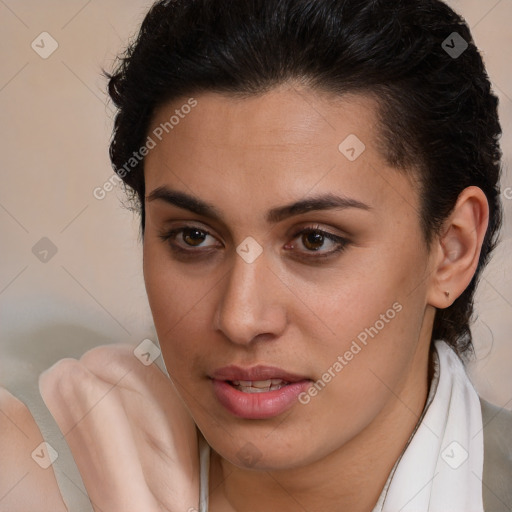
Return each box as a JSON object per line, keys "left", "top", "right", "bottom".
{"left": 378, "top": 339, "right": 484, "bottom": 511}
{"left": 197, "top": 339, "right": 484, "bottom": 512}
{"left": 198, "top": 432, "right": 211, "bottom": 512}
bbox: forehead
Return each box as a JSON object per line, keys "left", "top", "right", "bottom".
{"left": 144, "top": 85, "right": 420, "bottom": 226}
{"left": 148, "top": 85, "right": 380, "bottom": 156}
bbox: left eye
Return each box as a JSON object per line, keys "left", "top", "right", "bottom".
{"left": 286, "top": 227, "right": 348, "bottom": 256}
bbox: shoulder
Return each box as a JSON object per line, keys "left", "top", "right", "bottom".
{"left": 0, "top": 387, "right": 67, "bottom": 512}
{"left": 480, "top": 396, "right": 512, "bottom": 511}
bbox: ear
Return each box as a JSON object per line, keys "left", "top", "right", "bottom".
{"left": 427, "top": 186, "right": 489, "bottom": 309}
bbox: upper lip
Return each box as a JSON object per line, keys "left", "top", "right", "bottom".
{"left": 210, "top": 365, "right": 309, "bottom": 382}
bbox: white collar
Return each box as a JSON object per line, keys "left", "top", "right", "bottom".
{"left": 374, "top": 339, "right": 484, "bottom": 512}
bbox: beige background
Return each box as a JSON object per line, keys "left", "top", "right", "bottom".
{"left": 1, "top": 0, "right": 511, "bottom": 417}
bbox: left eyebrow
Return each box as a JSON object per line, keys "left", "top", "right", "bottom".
{"left": 146, "top": 186, "right": 372, "bottom": 224}
{"left": 266, "top": 193, "right": 372, "bottom": 223}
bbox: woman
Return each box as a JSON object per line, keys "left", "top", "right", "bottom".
{"left": 2, "top": 0, "right": 511, "bottom": 510}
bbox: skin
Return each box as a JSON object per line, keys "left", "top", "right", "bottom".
{"left": 142, "top": 83, "right": 489, "bottom": 511}
{"left": 39, "top": 344, "right": 200, "bottom": 512}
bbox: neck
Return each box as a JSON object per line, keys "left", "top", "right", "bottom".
{"left": 208, "top": 340, "right": 434, "bottom": 512}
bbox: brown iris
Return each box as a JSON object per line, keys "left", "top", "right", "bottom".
{"left": 302, "top": 231, "right": 324, "bottom": 251}
{"left": 182, "top": 228, "right": 207, "bottom": 246}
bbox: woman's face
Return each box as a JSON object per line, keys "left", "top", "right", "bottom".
{"left": 143, "top": 84, "right": 437, "bottom": 470}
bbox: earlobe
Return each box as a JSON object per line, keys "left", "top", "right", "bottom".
{"left": 427, "top": 186, "right": 489, "bottom": 309}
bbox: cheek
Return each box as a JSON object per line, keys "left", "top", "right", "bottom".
{"left": 306, "top": 244, "right": 423, "bottom": 350}
{"left": 305, "top": 242, "right": 430, "bottom": 396}
{"left": 143, "top": 239, "right": 222, "bottom": 372}
{"left": 292, "top": 297, "right": 426, "bottom": 455}
{"left": 143, "top": 244, "right": 176, "bottom": 330}
{"left": 144, "top": 238, "right": 204, "bottom": 319}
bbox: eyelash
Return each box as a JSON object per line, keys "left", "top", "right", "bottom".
{"left": 158, "top": 224, "right": 350, "bottom": 261}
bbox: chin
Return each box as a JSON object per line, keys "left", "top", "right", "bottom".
{"left": 207, "top": 427, "right": 319, "bottom": 471}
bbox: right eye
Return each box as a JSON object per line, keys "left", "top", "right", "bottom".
{"left": 158, "top": 226, "right": 223, "bottom": 255}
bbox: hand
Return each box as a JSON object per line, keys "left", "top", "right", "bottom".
{"left": 39, "top": 344, "right": 200, "bottom": 512}
{"left": 0, "top": 387, "right": 67, "bottom": 512}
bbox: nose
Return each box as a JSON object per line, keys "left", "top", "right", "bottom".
{"left": 213, "top": 248, "right": 288, "bottom": 346}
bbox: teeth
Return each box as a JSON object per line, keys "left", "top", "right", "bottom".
{"left": 230, "top": 379, "right": 289, "bottom": 393}
{"left": 231, "top": 379, "right": 287, "bottom": 386}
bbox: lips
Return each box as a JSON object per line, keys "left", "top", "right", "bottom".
{"left": 210, "top": 365, "right": 308, "bottom": 383}
{"left": 210, "top": 365, "right": 312, "bottom": 419}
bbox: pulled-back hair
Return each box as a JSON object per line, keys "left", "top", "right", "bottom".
{"left": 107, "top": 0, "right": 503, "bottom": 357}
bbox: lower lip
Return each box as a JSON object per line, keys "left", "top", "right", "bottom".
{"left": 211, "top": 379, "right": 312, "bottom": 419}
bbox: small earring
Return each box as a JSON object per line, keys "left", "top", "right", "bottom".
{"left": 444, "top": 291, "right": 450, "bottom": 299}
